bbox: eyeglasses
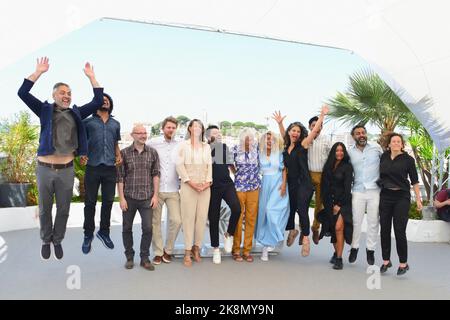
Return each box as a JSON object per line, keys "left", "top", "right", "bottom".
{"left": 132, "top": 132, "right": 147, "bottom": 135}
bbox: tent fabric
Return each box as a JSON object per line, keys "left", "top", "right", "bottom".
{"left": 2, "top": 0, "right": 449, "bottom": 151}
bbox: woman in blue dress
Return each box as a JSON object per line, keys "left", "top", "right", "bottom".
{"left": 255, "top": 131, "right": 290, "bottom": 261}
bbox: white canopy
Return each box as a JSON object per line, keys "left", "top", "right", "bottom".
{"left": 2, "top": 0, "right": 449, "bottom": 151}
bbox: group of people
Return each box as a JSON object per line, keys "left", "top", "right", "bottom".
{"left": 18, "top": 57, "right": 426, "bottom": 276}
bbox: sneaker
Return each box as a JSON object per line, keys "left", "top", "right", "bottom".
{"left": 82, "top": 235, "right": 93, "bottom": 254}
{"left": 96, "top": 231, "right": 114, "bottom": 249}
{"left": 261, "top": 247, "right": 269, "bottom": 262}
{"left": 124, "top": 259, "right": 134, "bottom": 269}
{"left": 212, "top": 248, "right": 221, "bottom": 264}
{"left": 348, "top": 248, "right": 358, "bottom": 263}
{"left": 53, "top": 243, "right": 63, "bottom": 260}
{"left": 366, "top": 249, "right": 375, "bottom": 265}
{"left": 40, "top": 244, "right": 51, "bottom": 260}
{"left": 153, "top": 256, "right": 162, "bottom": 265}
{"left": 140, "top": 260, "right": 155, "bottom": 271}
{"left": 223, "top": 234, "right": 233, "bottom": 253}
{"left": 267, "top": 246, "right": 275, "bottom": 252}
{"left": 162, "top": 250, "right": 172, "bottom": 264}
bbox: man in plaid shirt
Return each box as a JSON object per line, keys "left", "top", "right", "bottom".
{"left": 117, "top": 124, "right": 160, "bottom": 270}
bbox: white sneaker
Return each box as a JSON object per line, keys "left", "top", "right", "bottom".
{"left": 213, "top": 248, "right": 221, "bottom": 264}
{"left": 223, "top": 234, "right": 233, "bottom": 253}
{"left": 267, "top": 246, "right": 275, "bottom": 252}
{"left": 261, "top": 247, "right": 269, "bottom": 262}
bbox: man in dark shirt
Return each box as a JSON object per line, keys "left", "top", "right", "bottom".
{"left": 117, "top": 125, "right": 160, "bottom": 270}
{"left": 17, "top": 57, "right": 103, "bottom": 261}
{"left": 205, "top": 125, "right": 241, "bottom": 264}
{"left": 81, "top": 93, "right": 122, "bottom": 254}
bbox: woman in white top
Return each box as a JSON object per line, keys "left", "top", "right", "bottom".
{"left": 176, "top": 119, "right": 212, "bottom": 267}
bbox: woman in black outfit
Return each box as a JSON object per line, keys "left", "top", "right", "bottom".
{"left": 378, "top": 133, "right": 422, "bottom": 276}
{"left": 274, "top": 105, "right": 329, "bottom": 257}
{"left": 320, "top": 142, "right": 353, "bottom": 270}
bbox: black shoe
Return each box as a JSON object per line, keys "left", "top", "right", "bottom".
{"left": 366, "top": 249, "right": 375, "bottom": 265}
{"left": 397, "top": 264, "right": 409, "bottom": 276}
{"left": 53, "top": 243, "right": 63, "bottom": 260}
{"left": 96, "top": 231, "right": 114, "bottom": 249}
{"left": 380, "top": 261, "right": 392, "bottom": 274}
{"left": 125, "top": 259, "right": 134, "bottom": 269}
{"left": 82, "top": 235, "right": 93, "bottom": 254}
{"left": 40, "top": 244, "right": 51, "bottom": 260}
{"left": 333, "top": 257, "right": 343, "bottom": 270}
{"left": 348, "top": 248, "right": 358, "bottom": 263}
{"left": 329, "top": 252, "right": 337, "bottom": 264}
{"left": 140, "top": 260, "right": 155, "bottom": 271}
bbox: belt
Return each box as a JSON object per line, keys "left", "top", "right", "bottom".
{"left": 38, "top": 160, "right": 73, "bottom": 169}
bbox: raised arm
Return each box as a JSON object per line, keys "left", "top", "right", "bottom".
{"left": 301, "top": 104, "right": 329, "bottom": 149}
{"left": 272, "top": 110, "right": 286, "bottom": 142}
{"left": 77, "top": 62, "right": 104, "bottom": 119}
{"left": 84, "top": 62, "right": 100, "bottom": 88}
{"left": 17, "top": 57, "right": 49, "bottom": 116}
{"left": 28, "top": 57, "right": 49, "bottom": 82}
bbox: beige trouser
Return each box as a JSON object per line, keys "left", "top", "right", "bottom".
{"left": 151, "top": 192, "right": 182, "bottom": 256}
{"left": 310, "top": 171, "right": 324, "bottom": 232}
{"left": 180, "top": 182, "right": 211, "bottom": 251}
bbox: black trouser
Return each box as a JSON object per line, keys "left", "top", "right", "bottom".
{"left": 83, "top": 164, "right": 117, "bottom": 237}
{"left": 286, "top": 181, "right": 314, "bottom": 237}
{"left": 208, "top": 184, "right": 241, "bottom": 248}
{"left": 122, "top": 197, "right": 153, "bottom": 261}
{"left": 379, "top": 189, "right": 410, "bottom": 264}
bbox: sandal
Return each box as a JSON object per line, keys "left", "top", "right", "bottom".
{"left": 301, "top": 236, "right": 310, "bottom": 257}
{"left": 242, "top": 254, "right": 254, "bottom": 263}
{"left": 232, "top": 253, "right": 243, "bottom": 262}
{"left": 183, "top": 252, "right": 192, "bottom": 267}
{"left": 287, "top": 229, "right": 299, "bottom": 247}
{"left": 192, "top": 245, "right": 202, "bottom": 263}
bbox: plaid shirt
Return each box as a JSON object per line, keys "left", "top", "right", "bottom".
{"left": 117, "top": 143, "right": 160, "bottom": 200}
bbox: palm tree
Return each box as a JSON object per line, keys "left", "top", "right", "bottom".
{"left": 328, "top": 69, "right": 449, "bottom": 200}
{"left": 327, "top": 69, "right": 410, "bottom": 149}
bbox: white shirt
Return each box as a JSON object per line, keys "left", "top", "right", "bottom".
{"left": 308, "top": 134, "right": 332, "bottom": 172}
{"left": 348, "top": 142, "right": 383, "bottom": 192}
{"left": 147, "top": 136, "right": 181, "bottom": 193}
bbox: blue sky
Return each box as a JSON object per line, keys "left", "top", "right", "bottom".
{"left": 0, "top": 18, "right": 371, "bottom": 134}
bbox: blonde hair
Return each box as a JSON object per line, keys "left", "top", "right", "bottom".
{"left": 238, "top": 128, "right": 258, "bottom": 150}
{"left": 259, "top": 131, "right": 283, "bottom": 154}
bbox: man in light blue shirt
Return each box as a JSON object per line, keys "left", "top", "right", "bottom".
{"left": 348, "top": 125, "right": 383, "bottom": 266}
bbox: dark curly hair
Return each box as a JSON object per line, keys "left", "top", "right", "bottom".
{"left": 284, "top": 122, "right": 308, "bottom": 150}
{"left": 320, "top": 142, "right": 351, "bottom": 204}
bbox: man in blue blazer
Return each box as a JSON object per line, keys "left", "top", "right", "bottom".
{"left": 18, "top": 57, "right": 103, "bottom": 261}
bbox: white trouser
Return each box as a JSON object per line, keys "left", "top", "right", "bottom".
{"left": 351, "top": 189, "right": 380, "bottom": 251}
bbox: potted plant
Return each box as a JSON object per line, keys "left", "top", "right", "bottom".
{"left": 0, "top": 111, "right": 38, "bottom": 207}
